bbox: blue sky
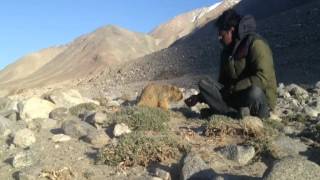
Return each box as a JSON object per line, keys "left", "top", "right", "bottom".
{"left": 0, "top": 0, "right": 219, "bottom": 70}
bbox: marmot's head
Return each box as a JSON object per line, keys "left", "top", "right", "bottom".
{"left": 170, "top": 86, "right": 183, "bottom": 101}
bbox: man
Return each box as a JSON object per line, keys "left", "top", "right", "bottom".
{"left": 185, "top": 9, "right": 277, "bottom": 119}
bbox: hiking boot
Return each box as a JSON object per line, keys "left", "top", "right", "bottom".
{"left": 239, "top": 107, "right": 250, "bottom": 118}
{"left": 200, "top": 108, "right": 214, "bottom": 119}
{"left": 184, "top": 94, "right": 202, "bottom": 107}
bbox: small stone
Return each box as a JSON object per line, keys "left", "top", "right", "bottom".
{"left": 113, "top": 123, "right": 131, "bottom": 137}
{"left": 13, "top": 129, "right": 36, "bottom": 148}
{"left": 283, "top": 126, "right": 295, "bottom": 135}
{"left": 152, "top": 168, "right": 171, "bottom": 180}
{"left": 219, "top": 145, "right": 255, "bottom": 165}
{"left": 180, "top": 153, "right": 216, "bottom": 180}
{"left": 52, "top": 134, "right": 72, "bottom": 143}
{"left": 264, "top": 156, "right": 320, "bottom": 180}
{"left": 12, "top": 151, "right": 34, "bottom": 168}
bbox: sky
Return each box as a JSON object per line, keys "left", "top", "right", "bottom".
{"left": 0, "top": 0, "right": 220, "bottom": 70}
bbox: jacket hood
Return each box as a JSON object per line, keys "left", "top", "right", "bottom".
{"left": 238, "top": 15, "right": 256, "bottom": 39}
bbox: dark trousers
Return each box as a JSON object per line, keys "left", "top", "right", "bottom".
{"left": 198, "top": 78, "right": 270, "bottom": 118}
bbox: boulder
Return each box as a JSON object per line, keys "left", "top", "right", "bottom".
{"left": 269, "top": 136, "right": 308, "bottom": 159}
{"left": 43, "top": 89, "right": 99, "bottom": 108}
{"left": 0, "top": 115, "right": 14, "bottom": 136}
{"left": 13, "top": 129, "right": 36, "bottom": 148}
{"left": 85, "top": 130, "right": 110, "bottom": 147}
{"left": 61, "top": 119, "right": 96, "bottom": 139}
{"left": 49, "top": 107, "right": 71, "bottom": 121}
{"left": 219, "top": 145, "right": 256, "bottom": 165}
{"left": 180, "top": 153, "right": 216, "bottom": 180}
{"left": 264, "top": 156, "right": 320, "bottom": 180}
{"left": 27, "top": 118, "right": 57, "bottom": 131}
{"left": 12, "top": 151, "right": 34, "bottom": 168}
{"left": 18, "top": 97, "right": 56, "bottom": 122}
{"left": 113, "top": 123, "right": 132, "bottom": 137}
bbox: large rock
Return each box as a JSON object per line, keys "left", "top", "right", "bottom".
{"left": 286, "top": 84, "right": 309, "bottom": 100}
{"left": 61, "top": 119, "right": 96, "bottom": 139}
{"left": 12, "top": 151, "right": 34, "bottom": 168}
{"left": 219, "top": 145, "right": 256, "bottom": 165}
{"left": 43, "top": 89, "right": 99, "bottom": 108}
{"left": 27, "top": 118, "right": 57, "bottom": 132}
{"left": 180, "top": 153, "right": 216, "bottom": 180}
{"left": 315, "top": 81, "right": 320, "bottom": 89}
{"left": 13, "top": 129, "right": 36, "bottom": 148}
{"left": 84, "top": 112, "right": 108, "bottom": 127}
{"left": 18, "top": 97, "right": 56, "bottom": 122}
{"left": 0, "top": 115, "right": 14, "bottom": 136}
{"left": 264, "top": 156, "right": 320, "bottom": 180}
{"left": 269, "top": 136, "right": 308, "bottom": 159}
{"left": 0, "top": 97, "right": 14, "bottom": 112}
{"left": 0, "top": 109, "right": 20, "bottom": 121}
{"left": 49, "top": 107, "right": 71, "bottom": 121}
{"left": 85, "top": 129, "right": 110, "bottom": 147}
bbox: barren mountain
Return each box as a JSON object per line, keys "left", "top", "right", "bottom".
{"left": 0, "top": 25, "right": 158, "bottom": 89}
{"left": 0, "top": 46, "right": 66, "bottom": 84}
{"left": 150, "top": 0, "right": 240, "bottom": 47}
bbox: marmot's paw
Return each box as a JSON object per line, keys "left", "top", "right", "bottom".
{"left": 184, "top": 95, "right": 200, "bottom": 107}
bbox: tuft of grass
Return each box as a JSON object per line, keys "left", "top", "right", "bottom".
{"left": 110, "top": 106, "right": 170, "bottom": 132}
{"left": 69, "top": 103, "right": 99, "bottom": 117}
{"left": 97, "top": 131, "right": 190, "bottom": 167}
{"left": 203, "top": 115, "right": 243, "bottom": 137}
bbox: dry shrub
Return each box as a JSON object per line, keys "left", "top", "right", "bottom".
{"left": 97, "top": 131, "right": 190, "bottom": 167}
{"left": 69, "top": 103, "right": 99, "bottom": 117}
{"left": 108, "top": 106, "right": 170, "bottom": 132}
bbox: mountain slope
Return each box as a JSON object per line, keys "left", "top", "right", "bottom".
{"left": 149, "top": 0, "right": 240, "bottom": 47}
{"left": 1, "top": 25, "right": 158, "bottom": 88}
{"left": 0, "top": 46, "right": 66, "bottom": 84}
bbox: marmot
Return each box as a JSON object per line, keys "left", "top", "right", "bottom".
{"left": 137, "top": 84, "right": 183, "bottom": 110}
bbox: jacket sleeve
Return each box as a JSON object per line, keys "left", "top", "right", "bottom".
{"left": 218, "top": 51, "right": 227, "bottom": 86}
{"left": 233, "top": 39, "right": 274, "bottom": 91}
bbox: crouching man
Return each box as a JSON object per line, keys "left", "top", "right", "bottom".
{"left": 185, "top": 9, "right": 277, "bottom": 119}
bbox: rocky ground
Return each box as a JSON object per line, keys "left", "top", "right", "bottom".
{"left": 1, "top": 81, "right": 320, "bottom": 180}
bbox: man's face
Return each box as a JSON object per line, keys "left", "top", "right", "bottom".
{"left": 218, "top": 27, "right": 234, "bottom": 47}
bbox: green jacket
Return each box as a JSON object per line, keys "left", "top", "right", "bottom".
{"left": 218, "top": 34, "right": 277, "bottom": 109}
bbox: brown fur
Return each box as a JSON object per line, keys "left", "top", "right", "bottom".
{"left": 137, "top": 84, "right": 183, "bottom": 110}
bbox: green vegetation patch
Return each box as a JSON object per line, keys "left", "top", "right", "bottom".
{"left": 111, "top": 106, "right": 170, "bottom": 132}
{"left": 69, "top": 103, "right": 99, "bottom": 117}
{"left": 97, "top": 131, "right": 190, "bottom": 167}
